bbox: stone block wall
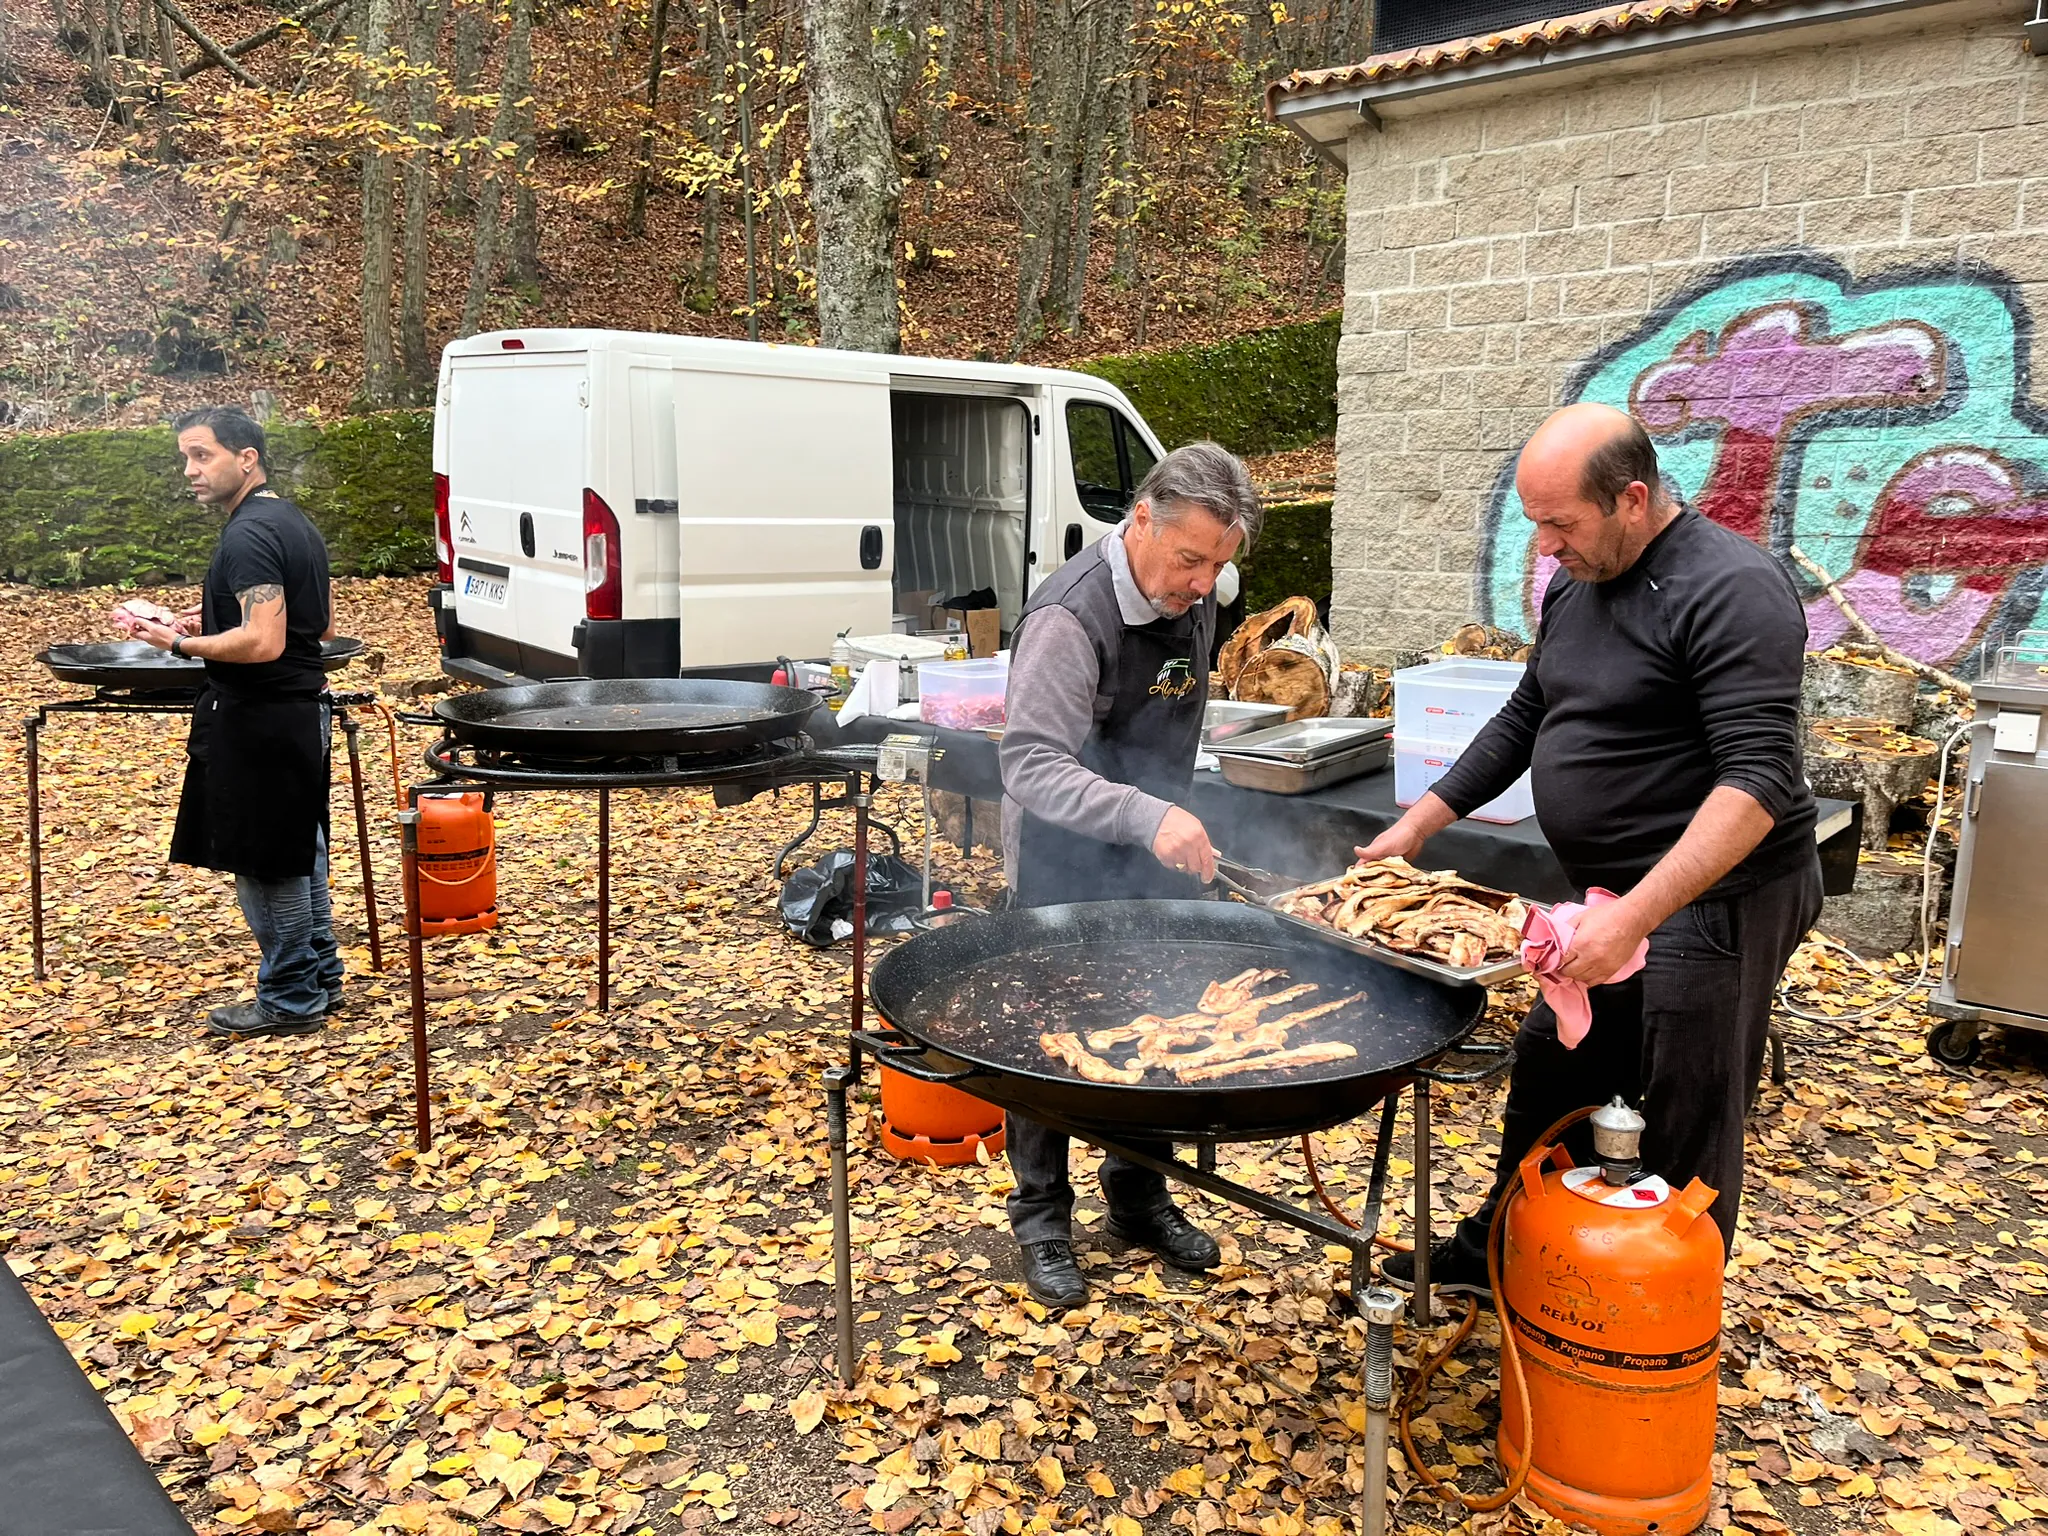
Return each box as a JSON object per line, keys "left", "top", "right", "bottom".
{"left": 1334, "top": 5, "right": 2048, "bottom": 674}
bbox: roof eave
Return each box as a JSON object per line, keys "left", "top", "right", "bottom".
{"left": 1270, "top": 0, "right": 1961, "bottom": 152}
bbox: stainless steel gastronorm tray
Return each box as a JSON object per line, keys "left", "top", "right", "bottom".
{"left": 1216, "top": 738, "right": 1389, "bottom": 795}
{"left": 1202, "top": 700, "right": 1291, "bottom": 747}
{"left": 1259, "top": 883, "right": 1533, "bottom": 988}
{"left": 1212, "top": 716, "right": 1393, "bottom": 763}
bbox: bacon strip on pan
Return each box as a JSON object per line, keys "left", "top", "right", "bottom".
{"left": 1176, "top": 1040, "right": 1360, "bottom": 1082}
{"left": 1040, "top": 1032, "right": 1145, "bottom": 1085}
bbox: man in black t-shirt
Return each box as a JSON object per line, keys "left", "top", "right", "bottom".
{"left": 1371, "top": 404, "right": 1822, "bottom": 1296}
{"left": 129, "top": 407, "right": 342, "bottom": 1038}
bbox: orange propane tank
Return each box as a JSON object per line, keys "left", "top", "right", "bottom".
{"left": 877, "top": 1067, "right": 1005, "bottom": 1166}
{"left": 415, "top": 792, "right": 498, "bottom": 935}
{"left": 1498, "top": 1098, "right": 1723, "bottom": 1536}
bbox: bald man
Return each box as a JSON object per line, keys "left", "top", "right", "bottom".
{"left": 1370, "top": 404, "right": 1821, "bottom": 1293}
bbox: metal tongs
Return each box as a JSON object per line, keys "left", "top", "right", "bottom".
{"left": 1208, "top": 855, "right": 1290, "bottom": 903}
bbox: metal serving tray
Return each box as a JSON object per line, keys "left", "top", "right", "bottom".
{"left": 1202, "top": 700, "right": 1291, "bottom": 747}
{"left": 1213, "top": 715, "right": 1392, "bottom": 763}
{"left": 1259, "top": 879, "right": 1533, "bottom": 988}
{"left": 1217, "top": 737, "right": 1389, "bottom": 795}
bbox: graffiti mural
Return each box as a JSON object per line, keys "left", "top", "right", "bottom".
{"left": 1478, "top": 254, "right": 2048, "bottom": 675}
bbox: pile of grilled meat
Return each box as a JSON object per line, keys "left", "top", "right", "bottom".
{"left": 1273, "top": 857, "right": 1526, "bottom": 970}
{"left": 1039, "top": 968, "right": 1362, "bottom": 1085}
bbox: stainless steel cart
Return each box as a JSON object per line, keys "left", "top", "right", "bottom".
{"left": 1930, "top": 635, "right": 2048, "bottom": 1065}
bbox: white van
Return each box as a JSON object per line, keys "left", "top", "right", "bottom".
{"left": 427, "top": 329, "right": 1170, "bottom": 683}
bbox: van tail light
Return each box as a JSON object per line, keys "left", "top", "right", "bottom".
{"left": 583, "top": 488, "right": 622, "bottom": 621}
{"left": 433, "top": 473, "right": 454, "bottom": 584}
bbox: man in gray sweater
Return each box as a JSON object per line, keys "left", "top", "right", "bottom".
{"left": 998, "top": 441, "right": 1263, "bottom": 1305}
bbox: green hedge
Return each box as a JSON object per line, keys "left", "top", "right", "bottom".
{"left": 1239, "top": 499, "right": 1333, "bottom": 615}
{"left": 1077, "top": 312, "right": 1340, "bottom": 457}
{"left": 0, "top": 411, "right": 435, "bottom": 586}
{"left": 0, "top": 314, "right": 1340, "bottom": 587}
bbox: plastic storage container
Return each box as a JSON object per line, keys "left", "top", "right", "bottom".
{"left": 919, "top": 658, "right": 1009, "bottom": 730}
{"left": 1392, "top": 735, "right": 1535, "bottom": 823}
{"left": 1394, "top": 658, "right": 1526, "bottom": 745}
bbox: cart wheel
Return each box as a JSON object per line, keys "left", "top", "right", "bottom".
{"left": 1925, "top": 1020, "right": 1982, "bottom": 1069}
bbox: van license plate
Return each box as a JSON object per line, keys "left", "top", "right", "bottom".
{"left": 463, "top": 572, "right": 507, "bottom": 605}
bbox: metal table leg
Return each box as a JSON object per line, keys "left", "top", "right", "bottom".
{"left": 1414, "top": 1080, "right": 1433, "bottom": 1327}
{"left": 26, "top": 710, "right": 46, "bottom": 981}
{"left": 850, "top": 780, "right": 871, "bottom": 1042}
{"left": 1353, "top": 1095, "right": 1399, "bottom": 1299}
{"left": 827, "top": 1063, "right": 857, "bottom": 1384}
{"left": 398, "top": 807, "right": 432, "bottom": 1151}
{"left": 340, "top": 713, "right": 383, "bottom": 974}
{"left": 597, "top": 786, "right": 611, "bottom": 1013}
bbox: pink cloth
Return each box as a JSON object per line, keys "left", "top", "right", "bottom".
{"left": 1519, "top": 889, "right": 1650, "bottom": 1049}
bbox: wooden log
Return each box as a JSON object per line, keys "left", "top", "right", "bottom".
{"left": 1806, "top": 720, "right": 1938, "bottom": 852}
{"left": 176, "top": 0, "right": 344, "bottom": 78}
{"left": 1803, "top": 652, "right": 1917, "bottom": 727}
{"left": 1818, "top": 850, "right": 1945, "bottom": 960}
{"left": 153, "top": 0, "right": 263, "bottom": 87}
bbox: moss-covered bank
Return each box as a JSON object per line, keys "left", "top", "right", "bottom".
{"left": 0, "top": 315, "right": 1337, "bottom": 587}
{"left": 0, "top": 413, "right": 435, "bottom": 586}
{"left": 1078, "top": 312, "right": 1339, "bottom": 458}
{"left": 1238, "top": 500, "right": 1333, "bottom": 616}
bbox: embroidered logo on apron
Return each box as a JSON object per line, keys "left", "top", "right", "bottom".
{"left": 1149, "top": 658, "right": 1197, "bottom": 699}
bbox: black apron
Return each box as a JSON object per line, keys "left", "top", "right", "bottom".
{"left": 169, "top": 688, "right": 328, "bottom": 881}
{"left": 1015, "top": 606, "right": 1209, "bottom": 908}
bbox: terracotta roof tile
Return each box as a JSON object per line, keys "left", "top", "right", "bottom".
{"left": 1268, "top": 0, "right": 1789, "bottom": 106}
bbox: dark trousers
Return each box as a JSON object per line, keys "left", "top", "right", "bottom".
{"left": 1005, "top": 1114, "right": 1174, "bottom": 1244}
{"left": 1451, "top": 857, "right": 1823, "bottom": 1259}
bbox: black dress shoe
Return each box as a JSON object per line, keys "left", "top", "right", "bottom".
{"left": 1018, "top": 1239, "right": 1089, "bottom": 1306}
{"left": 206, "top": 1002, "right": 324, "bottom": 1038}
{"left": 1381, "top": 1238, "right": 1492, "bottom": 1302}
{"left": 1104, "top": 1203, "right": 1221, "bottom": 1272}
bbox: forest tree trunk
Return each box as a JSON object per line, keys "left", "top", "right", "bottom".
{"left": 691, "top": 0, "right": 724, "bottom": 304}
{"left": 802, "top": 0, "right": 904, "bottom": 351}
{"left": 625, "top": 0, "right": 670, "bottom": 237}
{"left": 457, "top": 1, "right": 521, "bottom": 335}
{"left": 399, "top": 0, "right": 446, "bottom": 397}
{"left": 506, "top": 0, "right": 539, "bottom": 287}
{"left": 444, "top": 0, "right": 484, "bottom": 214}
{"left": 358, "top": 0, "right": 400, "bottom": 405}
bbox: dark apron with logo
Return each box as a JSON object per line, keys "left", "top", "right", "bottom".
{"left": 1015, "top": 607, "right": 1209, "bottom": 909}
{"left": 169, "top": 688, "right": 328, "bottom": 881}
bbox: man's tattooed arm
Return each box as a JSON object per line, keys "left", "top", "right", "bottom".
{"left": 238, "top": 583, "right": 284, "bottom": 627}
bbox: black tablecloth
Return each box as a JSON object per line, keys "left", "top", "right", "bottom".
{"left": 0, "top": 1265, "right": 193, "bottom": 1535}
{"left": 816, "top": 713, "right": 1859, "bottom": 902}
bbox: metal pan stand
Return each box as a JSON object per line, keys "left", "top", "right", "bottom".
{"left": 24, "top": 688, "right": 387, "bottom": 982}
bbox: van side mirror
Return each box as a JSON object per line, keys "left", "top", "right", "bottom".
{"left": 1063, "top": 524, "right": 1083, "bottom": 560}
{"left": 859, "top": 525, "right": 884, "bottom": 570}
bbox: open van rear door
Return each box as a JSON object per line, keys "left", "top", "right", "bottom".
{"left": 672, "top": 361, "right": 894, "bottom": 666}
{"left": 446, "top": 352, "right": 590, "bottom": 678}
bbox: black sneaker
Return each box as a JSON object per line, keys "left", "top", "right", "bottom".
{"left": 1103, "top": 1203, "right": 1221, "bottom": 1273}
{"left": 206, "top": 1002, "right": 325, "bottom": 1038}
{"left": 1381, "top": 1238, "right": 1492, "bottom": 1301}
{"left": 1018, "top": 1239, "right": 1089, "bottom": 1307}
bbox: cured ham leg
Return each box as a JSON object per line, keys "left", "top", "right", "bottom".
{"left": 1040, "top": 1032, "right": 1144, "bottom": 1085}
{"left": 1176, "top": 1040, "right": 1359, "bottom": 1083}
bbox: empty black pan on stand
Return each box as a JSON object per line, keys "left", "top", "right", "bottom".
{"left": 432, "top": 677, "right": 821, "bottom": 757}
{"left": 38, "top": 638, "right": 366, "bottom": 693}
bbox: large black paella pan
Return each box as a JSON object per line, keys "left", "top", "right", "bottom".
{"left": 433, "top": 677, "right": 821, "bottom": 756}
{"left": 865, "top": 900, "right": 1495, "bottom": 1142}
{"left": 38, "top": 638, "right": 367, "bottom": 693}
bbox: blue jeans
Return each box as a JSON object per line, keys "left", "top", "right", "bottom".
{"left": 235, "top": 825, "right": 343, "bottom": 1021}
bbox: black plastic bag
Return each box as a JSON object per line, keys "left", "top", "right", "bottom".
{"left": 778, "top": 850, "right": 943, "bottom": 947}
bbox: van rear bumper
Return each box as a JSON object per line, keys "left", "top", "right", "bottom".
{"left": 572, "top": 618, "right": 680, "bottom": 679}
{"left": 432, "top": 587, "right": 681, "bottom": 685}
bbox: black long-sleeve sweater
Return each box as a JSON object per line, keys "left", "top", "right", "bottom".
{"left": 1432, "top": 509, "right": 1817, "bottom": 897}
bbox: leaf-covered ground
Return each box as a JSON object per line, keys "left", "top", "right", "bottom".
{"left": 3, "top": 577, "right": 2045, "bottom": 1536}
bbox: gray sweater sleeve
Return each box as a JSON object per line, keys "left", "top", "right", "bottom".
{"left": 1000, "top": 606, "right": 1175, "bottom": 850}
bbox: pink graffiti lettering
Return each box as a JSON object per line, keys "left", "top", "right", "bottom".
{"left": 1630, "top": 304, "right": 1945, "bottom": 543}
{"left": 1804, "top": 450, "right": 2048, "bottom": 657}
